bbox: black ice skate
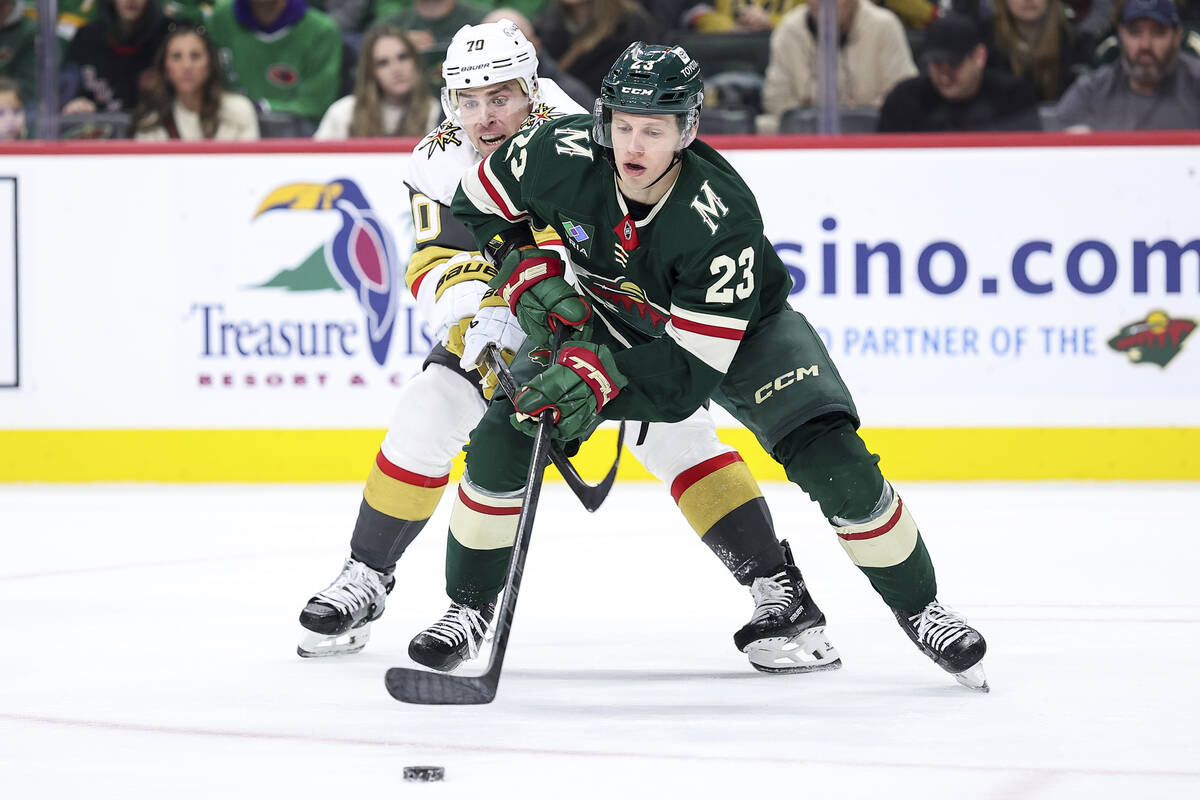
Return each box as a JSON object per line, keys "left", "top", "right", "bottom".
{"left": 408, "top": 600, "right": 497, "bottom": 673}
{"left": 734, "top": 541, "right": 841, "bottom": 674}
{"left": 893, "top": 599, "right": 989, "bottom": 692}
{"left": 297, "top": 557, "right": 395, "bottom": 658}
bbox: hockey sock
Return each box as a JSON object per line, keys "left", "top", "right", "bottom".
{"left": 349, "top": 450, "right": 449, "bottom": 571}
{"left": 830, "top": 483, "right": 937, "bottom": 614}
{"left": 671, "top": 452, "right": 785, "bottom": 584}
{"left": 774, "top": 415, "right": 936, "bottom": 612}
{"left": 443, "top": 472, "right": 525, "bottom": 607}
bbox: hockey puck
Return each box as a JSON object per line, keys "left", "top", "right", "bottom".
{"left": 403, "top": 766, "right": 445, "bottom": 782}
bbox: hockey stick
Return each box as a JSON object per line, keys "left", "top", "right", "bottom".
{"left": 483, "top": 345, "right": 624, "bottom": 513}
{"left": 384, "top": 331, "right": 567, "bottom": 705}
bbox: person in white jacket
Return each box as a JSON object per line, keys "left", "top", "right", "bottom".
{"left": 763, "top": 0, "right": 917, "bottom": 119}
{"left": 131, "top": 23, "right": 259, "bottom": 141}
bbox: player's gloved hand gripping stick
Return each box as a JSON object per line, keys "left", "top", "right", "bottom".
{"left": 484, "top": 344, "right": 624, "bottom": 513}
{"left": 493, "top": 248, "right": 593, "bottom": 353}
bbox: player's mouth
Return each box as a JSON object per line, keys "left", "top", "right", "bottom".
{"left": 622, "top": 161, "right": 646, "bottom": 179}
{"left": 478, "top": 132, "right": 507, "bottom": 151}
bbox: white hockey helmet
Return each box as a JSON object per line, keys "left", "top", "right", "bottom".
{"left": 441, "top": 21, "right": 541, "bottom": 124}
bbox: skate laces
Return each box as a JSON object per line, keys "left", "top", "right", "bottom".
{"left": 911, "top": 601, "right": 970, "bottom": 652}
{"left": 426, "top": 603, "right": 491, "bottom": 658}
{"left": 313, "top": 559, "right": 387, "bottom": 616}
{"left": 748, "top": 570, "right": 795, "bottom": 624}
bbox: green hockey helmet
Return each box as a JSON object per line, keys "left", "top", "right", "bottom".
{"left": 593, "top": 42, "right": 704, "bottom": 149}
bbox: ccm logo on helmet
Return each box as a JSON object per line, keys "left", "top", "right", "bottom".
{"left": 755, "top": 365, "right": 820, "bottom": 404}
{"left": 621, "top": 87, "right": 654, "bottom": 95}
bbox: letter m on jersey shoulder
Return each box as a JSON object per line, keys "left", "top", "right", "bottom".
{"left": 691, "top": 181, "right": 729, "bottom": 235}
{"left": 554, "top": 127, "right": 594, "bottom": 160}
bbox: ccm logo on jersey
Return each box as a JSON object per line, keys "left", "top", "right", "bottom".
{"left": 755, "top": 365, "right": 820, "bottom": 404}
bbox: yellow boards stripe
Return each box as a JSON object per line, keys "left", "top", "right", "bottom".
{"left": 0, "top": 429, "right": 1197, "bottom": 482}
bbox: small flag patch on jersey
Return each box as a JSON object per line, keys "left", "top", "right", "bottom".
{"left": 560, "top": 217, "right": 594, "bottom": 257}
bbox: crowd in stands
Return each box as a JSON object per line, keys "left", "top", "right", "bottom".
{"left": 1, "top": 0, "right": 1198, "bottom": 139}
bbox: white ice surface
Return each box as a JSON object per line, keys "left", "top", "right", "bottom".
{"left": 1, "top": 482, "right": 1197, "bottom": 799}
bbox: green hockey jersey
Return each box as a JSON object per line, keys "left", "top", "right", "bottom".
{"left": 207, "top": 0, "right": 340, "bottom": 124}
{"left": 452, "top": 114, "right": 794, "bottom": 423}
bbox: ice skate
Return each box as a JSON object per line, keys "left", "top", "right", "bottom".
{"left": 408, "top": 600, "right": 497, "bottom": 672}
{"left": 893, "top": 600, "right": 989, "bottom": 692}
{"left": 297, "top": 557, "right": 395, "bottom": 658}
{"left": 734, "top": 541, "right": 841, "bottom": 674}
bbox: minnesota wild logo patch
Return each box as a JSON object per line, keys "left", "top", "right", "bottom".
{"left": 560, "top": 216, "right": 595, "bottom": 258}
{"left": 1107, "top": 310, "right": 1196, "bottom": 367}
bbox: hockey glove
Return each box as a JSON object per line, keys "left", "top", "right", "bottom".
{"left": 455, "top": 293, "right": 524, "bottom": 400}
{"left": 423, "top": 252, "right": 497, "bottom": 345}
{"left": 459, "top": 292, "right": 526, "bottom": 371}
{"left": 491, "top": 248, "right": 592, "bottom": 351}
{"left": 512, "top": 342, "right": 628, "bottom": 442}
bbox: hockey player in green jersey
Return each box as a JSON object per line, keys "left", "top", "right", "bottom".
{"left": 414, "top": 42, "right": 989, "bottom": 690}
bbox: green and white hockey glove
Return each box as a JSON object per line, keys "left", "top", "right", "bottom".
{"left": 491, "top": 248, "right": 592, "bottom": 351}
{"left": 512, "top": 342, "right": 628, "bottom": 442}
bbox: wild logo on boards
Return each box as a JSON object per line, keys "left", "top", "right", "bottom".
{"left": 1107, "top": 310, "right": 1195, "bottom": 368}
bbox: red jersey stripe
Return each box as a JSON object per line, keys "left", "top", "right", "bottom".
{"left": 477, "top": 161, "right": 522, "bottom": 222}
{"left": 671, "top": 315, "right": 746, "bottom": 341}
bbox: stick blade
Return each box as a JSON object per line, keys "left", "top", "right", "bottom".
{"left": 385, "top": 667, "right": 498, "bottom": 705}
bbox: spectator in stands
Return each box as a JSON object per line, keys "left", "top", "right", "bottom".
{"left": 535, "top": 0, "right": 657, "bottom": 91}
{"left": 0, "top": 76, "right": 26, "bottom": 139}
{"left": 129, "top": 22, "right": 259, "bottom": 138}
{"left": 682, "top": 0, "right": 803, "bottom": 32}
{"left": 483, "top": 6, "right": 595, "bottom": 107}
{"left": 878, "top": 12, "right": 1042, "bottom": 130}
{"left": 381, "top": 0, "right": 486, "bottom": 51}
{"left": 208, "top": 0, "right": 342, "bottom": 126}
{"left": 1092, "top": 0, "right": 1200, "bottom": 64}
{"left": 314, "top": 25, "right": 438, "bottom": 137}
{"left": 0, "top": 0, "right": 35, "bottom": 104}
{"left": 1056, "top": 0, "right": 1200, "bottom": 128}
{"left": 987, "top": 0, "right": 1091, "bottom": 101}
{"left": 762, "top": 0, "right": 917, "bottom": 118}
{"left": 62, "top": 0, "right": 171, "bottom": 114}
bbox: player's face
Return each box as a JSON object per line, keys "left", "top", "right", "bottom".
{"left": 610, "top": 110, "right": 682, "bottom": 191}
{"left": 1120, "top": 19, "right": 1182, "bottom": 87}
{"left": 455, "top": 80, "right": 533, "bottom": 157}
{"left": 373, "top": 36, "right": 417, "bottom": 102}
{"left": 164, "top": 33, "right": 210, "bottom": 97}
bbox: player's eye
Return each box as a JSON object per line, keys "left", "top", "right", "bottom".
{"left": 494, "top": 96, "right": 508, "bottom": 106}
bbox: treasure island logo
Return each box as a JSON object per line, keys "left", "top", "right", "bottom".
{"left": 1107, "top": 310, "right": 1196, "bottom": 368}
{"left": 253, "top": 179, "right": 401, "bottom": 366}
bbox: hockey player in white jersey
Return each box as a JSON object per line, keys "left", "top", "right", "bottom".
{"left": 297, "top": 21, "right": 839, "bottom": 676}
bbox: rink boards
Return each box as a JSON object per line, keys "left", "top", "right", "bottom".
{"left": 0, "top": 133, "right": 1197, "bottom": 480}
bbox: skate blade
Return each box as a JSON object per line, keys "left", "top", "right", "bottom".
{"left": 745, "top": 626, "right": 843, "bottom": 675}
{"left": 297, "top": 627, "right": 370, "bottom": 658}
{"left": 953, "top": 662, "right": 989, "bottom": 692}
